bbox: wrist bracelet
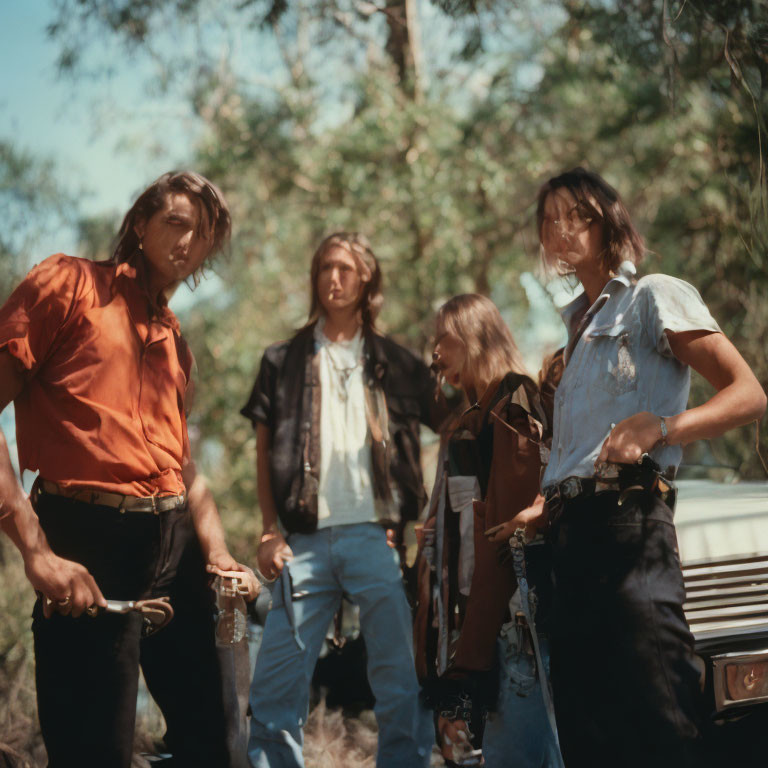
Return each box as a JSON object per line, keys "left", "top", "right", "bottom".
{"left": 659, "top": 416, "right": 668, "bottom": 445}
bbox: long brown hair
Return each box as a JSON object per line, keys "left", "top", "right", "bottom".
{"left": 111, "top": 171, "right": 231, "bottom": 284}
{"left": 536, "top": 167, "right": 644, "bottom": 275}
{"left": 436, "top": 294, "right": 528, "bottom": 399}
{"left": 306, "top": 232, "right": 383, "bottom": 329}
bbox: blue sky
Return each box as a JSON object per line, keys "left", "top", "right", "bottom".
{"left": 0, "top": 0, "right": 570, "bottom": 476}
{"left": 1, "top": 0, "right": 200, "bottom": 255}
{"left": 0, "top": 0, "right": 214, "bottom": 466}
{"left": 0, "top": 0, "right": 569, "bottom": 350}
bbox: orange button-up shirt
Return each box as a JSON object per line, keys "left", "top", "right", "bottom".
{"left": 0, "top": 254, "right": 193, "bottom": 497}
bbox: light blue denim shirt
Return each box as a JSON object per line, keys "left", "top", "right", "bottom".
{"left": 542, "top": 271, "right": 721, "bottom": 487}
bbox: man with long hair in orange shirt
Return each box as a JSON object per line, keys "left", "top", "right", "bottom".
{"left": 0, "top": 171, "right": 258, "bottom": 768}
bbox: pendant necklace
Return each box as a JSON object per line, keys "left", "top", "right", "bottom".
{"left": 325, "top": 344, "right": 361, "bottom": 403}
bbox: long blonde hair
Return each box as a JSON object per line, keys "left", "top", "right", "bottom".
{"left": 436, "top": 294, "right": 528, "bottom": 398}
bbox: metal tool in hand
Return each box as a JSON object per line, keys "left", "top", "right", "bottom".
{"left": 85, "top": 596, "right": 174, "bottom": 637}
{"left": 509, "top": 528, "right": 561, "bottom": 745}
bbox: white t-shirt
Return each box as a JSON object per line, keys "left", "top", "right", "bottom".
{"left": 314, "top": 322, "right": 377, "bottom": 528}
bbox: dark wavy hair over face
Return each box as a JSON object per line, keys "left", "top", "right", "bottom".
{"left": 536, "top": 167, "right": 644, "bottom": 275}
{"left": 307, "top": 232, "right": 383, "bottom": 329}
{"left": 111, "top": 171, "right": 231, "bottom": 281}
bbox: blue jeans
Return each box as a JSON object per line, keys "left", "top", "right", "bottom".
{"left": 248, "top": 523, "right": 433, "bottom": 768}
{"left": 482, "top": 629, "right": 564, "bottom": 768}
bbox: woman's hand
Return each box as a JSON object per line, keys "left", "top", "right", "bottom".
{"left": 596, "top": 411, "right": 662, "bottom": 468}
{"left": 437, "top": 716, "right": 474, "bottom": 763}
{"left": 256, "top": 531, "right": 293, "bottom": 581}
{"left": 485, "top": 494, "right": 548, "bottom": 544}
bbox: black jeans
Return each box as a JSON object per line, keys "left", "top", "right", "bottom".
{"left": 548, "top": 489, "right": 710, "bottom": 768}
{"left": 32, "top": 492, "right": 240, "bottom": 768}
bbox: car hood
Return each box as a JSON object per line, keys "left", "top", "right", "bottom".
{"left": 675, "top": 480, "right": 768, "bottom": 564}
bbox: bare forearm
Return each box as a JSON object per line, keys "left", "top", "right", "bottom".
{"left": 666, "top": 381, "right": 766, "bottom": 447}
{"left": 182, "top": 461, "right": 260, "bottom": 596}
{"left": 257, "top": 467, "right": 279, "bottom": 535}
{"left": 600, "top": 332, "right": 766, "bottom": 466}
{"left": 667, "top": 330, "right": 766, "bottom": 446}
{"left": 185, "top": 463, "right": 230, "bottom": 562}
{"left": 256, "top": 423, "right": 279, "bottom": 536}
{"left": 0, "top": 425, "right": 105, "bottom": 609}
{"left": 0, "top": 428, "right": 48, "bottom": 558}
{"left": 253, "top": 423, "right": 292, "bottom": 577}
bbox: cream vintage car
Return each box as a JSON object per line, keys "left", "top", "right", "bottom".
{"left": 676, "top": 478, "right": 768, "bottom": 764}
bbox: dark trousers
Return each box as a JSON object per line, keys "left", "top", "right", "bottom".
{"left": 548, "top": 489, "right": 710, "bottom": 768}
{"left": 32, "top": 492, "right": 238, "bottom": 768}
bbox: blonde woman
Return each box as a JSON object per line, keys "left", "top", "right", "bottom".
{"left": 413, "top": 294, "right": 562, "bottom": 768}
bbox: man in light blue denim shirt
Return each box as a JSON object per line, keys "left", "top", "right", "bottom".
{"left": 543, "top": 267, "right": 721, "bottom": 488}
{"left": 530, "top": 167, "right": 765, "bottom": 768}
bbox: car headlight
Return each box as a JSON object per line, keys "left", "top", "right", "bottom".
{"left": 712, "top": 649, "right": 768, "bottom": 712}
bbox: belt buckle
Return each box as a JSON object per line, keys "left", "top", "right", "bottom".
{"left": 560, "top": 477, "right": 582, "bottom": 500}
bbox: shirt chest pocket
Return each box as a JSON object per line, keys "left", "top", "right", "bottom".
{"left": 587, "top": 322, "right": 638, "bottom": 396}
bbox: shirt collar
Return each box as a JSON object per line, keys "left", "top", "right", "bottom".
{"left": 559, "top": 262, "right": 636, "bottom": 342}
{"left": 112, "top": 258, "right": 181, "bottom": 336}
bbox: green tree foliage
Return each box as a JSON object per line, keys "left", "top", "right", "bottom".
{"left": 0, "top": 141, "right": 74, "bottom": 296}
{"left": 565, "top": 0, "right": 768, "bottom": 474}
{"left": 1, "top": 3, "right": 764, "bottom": 756}
{"left": 0, "top": 142, "right": 79, "bottom": 761}
{"left": 43, "top": 2, "right": 768, "bottom": 531}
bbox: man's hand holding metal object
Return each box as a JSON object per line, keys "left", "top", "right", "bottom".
{"left": 206, "top": 563, "right": 261, "bottom": 600}
{"left": 38, "top": 594, "right": 175, "bottom": 636}
{"left": 84, "top": 596, "right": 174, "bottom": 636}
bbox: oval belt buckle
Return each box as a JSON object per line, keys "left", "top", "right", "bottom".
{"left": 562, "top": 477, "right": 581, "bottom": 499}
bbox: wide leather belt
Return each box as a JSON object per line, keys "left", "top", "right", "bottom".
{"left": 544, "top": 456, "right": 676, "bottom": 522}
{"left": 36, "top": 478, "right": 186, "bottom": 515}
{"left": 543, "top": 476, "right": 619, "bottom": 506}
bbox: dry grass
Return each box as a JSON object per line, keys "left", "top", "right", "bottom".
{"left": 0, "top": 541, "right": 46, "bottom": 768}
{"left": 304, "top": 701, "right": 444, "bottom": 768}
{"left": 304, "top": 701, "right": 378, "bottom": 768}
